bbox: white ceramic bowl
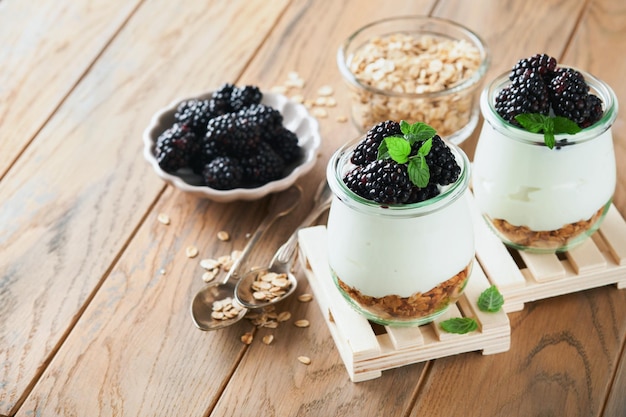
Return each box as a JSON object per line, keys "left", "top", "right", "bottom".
{"left": 143, "top": 91, "right": 321, "bottom": 202}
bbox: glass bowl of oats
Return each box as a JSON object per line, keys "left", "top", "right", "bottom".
{"left": 337, "top": 16, "right": 489, "bottom": 144}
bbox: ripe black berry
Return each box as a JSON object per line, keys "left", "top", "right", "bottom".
{"left": 351, "top": 120, "right": 401, "bottom": 166}
{"left": 202, "top": 156, "right": 244, "bottom": 190}
{"left": 421, "top": 135, "right": 461, "bottom": 186}
{"left": 174, "top": 99, "right": 212, "bottom": 136}
{"left": 510, "top": 54, "right": 557, "bottom": 81}
{"left": 360, "top": 159, "right": 413, "bottom": 205}
{"left": 205, "top": 113, "right": 262, "bottom": 157}
{"left": 155, "top": 123, "right": 198, "bottom": 172}
{"left": 230, "top": 85, "right": 263, "bottom": 112}
{"left": 495, "top": 70, "right": 550, "bottom": 124}
{"left": 548, "top": 68, "right": 602, "bottom": 126}
{"left": 208, "top": 83, "right": 235, "bottom": 117}
{"left": 241, "top": 142, "right": 286, "bottom": 185}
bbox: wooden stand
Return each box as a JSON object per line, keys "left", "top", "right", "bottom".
{"left": 298, "top": 226, "right": 511, "bottom": 382}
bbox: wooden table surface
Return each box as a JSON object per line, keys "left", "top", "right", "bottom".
{"left": 2, "top": 0, "right": 625, "bottom": 416}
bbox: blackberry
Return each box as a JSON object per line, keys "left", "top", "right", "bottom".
{"left": 548, "top": 68, "right": 597, "bottom": 126}
{"left": 360, "top": 159, "right": 413, "bottom": 205}
{"left": 238, "top": 103, "right": 283, "bottom": 131}
{"left": 406, "top": 183, "right": 440, "bottom": 204}
{"left": 351, "top": 120, "right": 402, "bottom": 166}
{"left": 263, "top": 126, "right": 301, "bottom": 164}
{"left": 202, "top": 156, "right": 244, "bottom": 190}
{"left": 343, "top": 165, "right": 366, "bottom": 198}
{"left": 242, "top": 142, "right": 286, "bottom": 185}
{"left": 174, "top": 99, "right": 212, "bottom": 136}
{"left": 510, "top": 53, "right": 557, "bottom": 81}
{"left": 155, "top": 123, "right": 197, "bottom": 172}
{"left": 421, "top": 135, "right": 461, "bottom": 186}
{"left": 208, "top": 83, "right": 235, "bottom": 117}
{"left": 189, "top": 139, "right": 223, "bottom": 174}
{"left": 205, "top": 112, "right": 262, "bottom": 157}
{"left": 495, "top": 70, "right": 550, "bottom": 124}
{"left": 230, "top": 85, "right": 263, "bottom": 112}
{"left": 580, "top": 94, "right": 603, "bottom": 128}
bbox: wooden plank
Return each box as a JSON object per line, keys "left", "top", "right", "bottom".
{"left": 519, "top": 251, "right": 566, "bottom": 282}
{"left": 565, "top": 237, "right": 607, "bottom": 274}
{"left": 0, "top": 0, "right": 142, "bottom": 178}
{"left": 599, "top": 205, "right": 626, "bottom": 265}
{"left": 385, "top": 326, "right": 425, "bottom": 350}
{"left": 4, "top": 0, "right": 291, "bottom": 415}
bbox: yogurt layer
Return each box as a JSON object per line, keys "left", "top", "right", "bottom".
{"left": 327, "top": 192, "right": 474, "bottom": 298}
{"left": 473, "top": 123, "right": 615, "bottom": 231}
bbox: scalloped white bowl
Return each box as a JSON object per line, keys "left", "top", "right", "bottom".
{"left": 143, "top": 91, "right": 321, "bottom": 202}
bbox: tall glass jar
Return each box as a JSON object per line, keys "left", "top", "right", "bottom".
{"left": 472, "top": 69, "right": 618, "bottom": 253}
{"left": 326, "top": 139, "right": 475, "bottom": 326}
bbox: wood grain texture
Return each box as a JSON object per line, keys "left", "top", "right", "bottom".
{"left": 411, "top": 288, "right": 626, "bottom": 417}
{"left": 0, "top": 0, "right": 143, "bottom": 178}
{"left": 3, "top": 0, "right": 626, "bottom": 415}
{"left": 564, "top": 0, "right": 626, "bottom": 221}
{"left": 565, "top": 0, "right": 626, "bottom": 414}
{"left": 1, "top": 0, "right": 289, "bottom": 414}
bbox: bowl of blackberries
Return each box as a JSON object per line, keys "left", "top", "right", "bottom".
{"left": 143, "top": 83, "right": 321, "bottom": 202}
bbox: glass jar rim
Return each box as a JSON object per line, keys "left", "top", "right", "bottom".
{"left": 481, "top": 67, "right": 619, "bottom": 146}
{"left": 326, "top": 136, "right": 471, "bottom": 218}
{"left": 337, "top": 15, "right": 490, "bottom": 99}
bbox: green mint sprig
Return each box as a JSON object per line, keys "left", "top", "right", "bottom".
{"left": 440, "top": 285, "right": 505, "bottom": 335}
{"left": 477, "top": 285, "right": 504, "bottom": 313}
{"left": 514, "top": 113, "right": 581, "bottom": 149}
{"left": 376, "top": 121, "right": 436, "bottom": 188}
{"left": 440, "top": 317, "right": 478, "bottom": 334}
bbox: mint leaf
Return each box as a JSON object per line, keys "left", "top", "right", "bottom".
{"left": 381, "top": 136, "right": 411, "bottom": 164}
{"left": 376, "top": 121, "right": 438, "bottom": 188}
{"left": 515, "top": 113, "right": 547, "bottom": 133}
{"left": 553, "top": 116, "right": 582, "bottom": 134}
{"left": 515, "top": 113, "right": 583, "bottom": 149}
{"left": 417, "top": 137, "right": 433, "bottom": 157}
{"left": 543, "top": 116, "right": 555, "bottom": 149}
{"left": 477, "top": 285, "right": 505, "bottom": 313}
{"left": 400, "top": 120, "right": 437, "bottom": 145}
{"left": 440, "top": 317, "right": 478, "bottom": 334}
{"left": 408, "top": 158, "right": 430, "bottom": 188}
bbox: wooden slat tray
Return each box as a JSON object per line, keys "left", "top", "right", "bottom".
{"left": 470, "top": 197, "right": 626, "bottom": 312}
{"left": 298, "top": 226, "right": 511, "bottom": 382}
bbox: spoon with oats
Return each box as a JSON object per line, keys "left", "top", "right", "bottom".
{"left": 190, "top": 185, "right": 302, "bottom": 331}
{"left": 235, "top": 180, "right": 333, "bottom": 309}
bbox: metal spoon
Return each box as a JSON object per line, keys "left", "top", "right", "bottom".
{"left": 235, "top": 180, "right": 333, "bottom": 309}
{"left": 190, "top": 185, "right": 302, "bottom": 331}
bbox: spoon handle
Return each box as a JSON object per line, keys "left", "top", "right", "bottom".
{"left": 272, "top": 184, "right": 332, "bottom": 265}
{"left": 221, "top": 186, "right": 301, "bottom": 283}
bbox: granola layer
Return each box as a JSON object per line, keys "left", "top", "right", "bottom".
{"left": 336, "top": 263, "right": 471, "bottom": 321}
{"left": 490, "top": 206, "right": 605, "bottom": 250}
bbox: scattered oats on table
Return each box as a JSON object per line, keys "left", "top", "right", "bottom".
{"left": 185, "top": 245, "right": 199, "bottom": 258}
{"left": 294, "top": 319, "right": 310, "bottom": 328}
{"left": 157, "top": 213, "right": 170, "bottom": 225}
{"left": 297, "top": 356, "right": 311, "bottom": 365}
{"left": 216, "top": 230, "right": 230, "bottom": 241}
{"left": 297, "top": 293, "right": 313, "bottom": 303}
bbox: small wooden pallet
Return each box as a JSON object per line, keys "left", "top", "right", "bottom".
{"left": 298, "top": 226, "right": 511, "bottom": 382}
{"left": 469, "top": 197, "right": 626, "bottom": 312}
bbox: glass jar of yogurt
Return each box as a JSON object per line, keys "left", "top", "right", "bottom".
{"left": 472, "top": 69, "right": 618, "bottom": 253}
{"left": 326, "top": 139, "right": 474, "bottom": 326}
